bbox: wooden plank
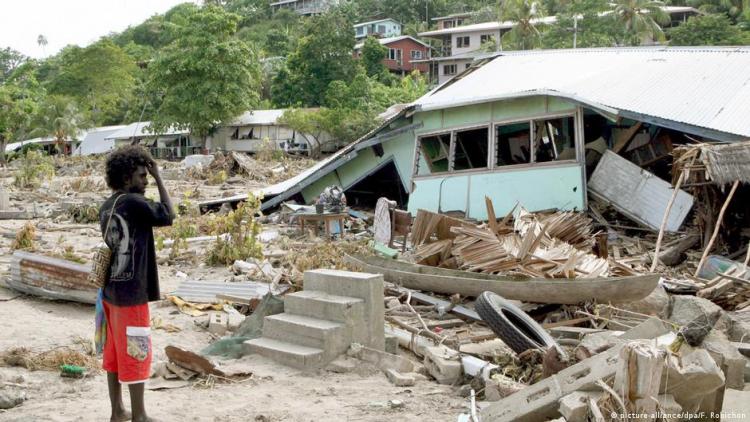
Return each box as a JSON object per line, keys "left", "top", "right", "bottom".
{"left": 612, "top": 122, "right": 642, "bottom": 153}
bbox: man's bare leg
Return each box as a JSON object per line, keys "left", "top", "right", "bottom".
{"left": 128, "top": 382, "right": 154, "bottom": 422}
{"left": 107, "top": 372, "right": 131, "bottom": 422}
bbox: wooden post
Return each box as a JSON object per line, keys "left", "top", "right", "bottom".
{"left": 651, "top": 167, "right": 688, "bottom": 272}
{"left": 694, "top": 180, "right": 741, "bottom": 277}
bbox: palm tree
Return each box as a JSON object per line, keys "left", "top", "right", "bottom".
{"left": 502, "top": 0, "right": 546, "bottom": 50}
{"left": 611, "top": 0, "right": 670, "bottom": 45}
{"left": 37, "top": 34, "right": 48, "bottom": 56}
{"left": 30, "top": 96, "right": 87, "bottom": 155}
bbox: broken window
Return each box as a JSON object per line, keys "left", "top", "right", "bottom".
{"left": 532, "top": 116, "right": 576, "bottom": 162}
{"left": 457, "top": 36, "right": 470, "bottom": 48}
{"left": 453, "top": 127, "right": 489, "bottom": 171}
{"left": 496, "top": 122, "right": 531, "bottom": 166}
{"left": 418, "top": 133, "right": 451, "bottom": 173}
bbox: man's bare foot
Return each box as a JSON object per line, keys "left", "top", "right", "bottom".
{"left": 110, "top": 409, "right": 132, "bottom": 422}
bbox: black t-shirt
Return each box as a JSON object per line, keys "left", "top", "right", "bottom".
{"left": 99, "top": 192, "right": 173, "bottom": 306}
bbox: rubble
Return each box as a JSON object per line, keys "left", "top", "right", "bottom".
{"left": 422, "top": 345, "right": 462, "bottom": 385}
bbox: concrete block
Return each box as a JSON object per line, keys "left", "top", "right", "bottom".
{"left": 558, "top": 391, "right": 604, "bottom": 422}
{"left": 620, "top": 316, "right": 673, "bottom": 340}
{"left": 618, "top": 286, "right": 672, "bottom": 319}
{"left": 614, "top": 342, "right": 666, "bottom": 419}
{"left": 208, "top": 311, "right": 228, "bottom": 335}
{"left": 347, "top": 343, "right": 414, "bottom": 373}
{"left": 669, "top": 295, "right": 723, "bottom": 327}
{"left": 549, "top": 326, "right": 606, "bottom": 340}
{"left": 243, "top": 337, "right": 325, "bottom": 369}
{"left": 576, "top": 331, "right": 622, "bottom": 359}
{"left": 724, "top": 311, "right": 750, "bottom": 343}
{"left": 384, "top": 368, "right": 415, "bottom": 387}
{"left": 263, "top": 313, "right": 349, "bottom": 358}
{"left": 656, "top": 394, "right": 682, "bottom": 422}
{"left": 304, "top": 269, "right": 385, "bottom": 350}
{"left": 484, "top": 373, "right": 525, "bottom": 401}
{"left": 481, "top": 343, "right": 623, "bottom": 422}
{"left": 701, "top": 330, "right": 746, "bottom": 389}
{"left": 384, "top": 334, "right": 399, "bottom": 355}
{"left": 661, "top": 347, "right": 725, "bottom": 413}
{"left": 423, "top": 345, "right": 462, "bottom": 385}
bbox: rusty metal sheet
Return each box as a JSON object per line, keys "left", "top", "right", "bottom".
{"left": 9, "top": 251, "right": 96, "bottom": 304}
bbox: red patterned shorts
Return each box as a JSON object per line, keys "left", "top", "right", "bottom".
{"left": 102, "top": 301, "right": 151, "bottom": 384}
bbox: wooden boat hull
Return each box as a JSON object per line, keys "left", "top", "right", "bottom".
{"left": 9, "top": 251, "right": 97, "bottom": 304}
{"left": 346, "top": 254, "right": 658, "bottom": 305}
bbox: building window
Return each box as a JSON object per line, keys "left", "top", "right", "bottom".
{"left": 444, "top": 21, "right": 454, "bottom": 29}
{"left": 388, "top": 48, "right": 402, "bottom": 61}
{"left": 411, "top": 50, "right": 423, "bottom": 60}
{"left": 453, "top": 127, "right": 489, "bottom": 171}
{"left": 480, "top": 34, "right": 495, "bottom": 44}
{"left": 532, "top": 116, "right": 576, "bottom": 162}
{"left": 419, "top": 133, "right": 452, "bottom": 173}
{"left": 378, "top": 24, "right": 386, "bottom": 34}
{"left": 443, "top": 64, "right": 457, "bottom": 75}
{"left": 465, "top": 63, "right": 471, "bottom": 69}
{"left": 356, "top": 27, "right": 364, "bottom": 35}
{"left": 456, "top": 36, "right": 470, "bottom": 48}
{"left": 496, "top": 122, "right": 531, "bottom": 166}
{"left": 456, "top": 19, "right": 464, "bottom": 26}
{"left": 495, "top": 115, "right": 577, "bottom": 167}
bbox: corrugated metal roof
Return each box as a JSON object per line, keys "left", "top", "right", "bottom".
{"left": 74, "top": 125, "right": 127, "bottom": 155}
{"left": 414, "top": 47, "right": 750, "bottom": 139}
{"left": 105, "top": 122, "right": 188, "bottom": 140}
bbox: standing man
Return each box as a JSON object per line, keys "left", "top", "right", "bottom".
{"left": 99, "top": 145, "right": 175, "bottom": 422}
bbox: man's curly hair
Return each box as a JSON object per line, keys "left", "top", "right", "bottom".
{"left": 105, "top": 145, "right": 153, "bottom": 190}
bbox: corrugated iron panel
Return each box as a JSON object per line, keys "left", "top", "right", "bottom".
{"left": 171, "top": 280, "right": 289, "bottom": 304}
{"left": 416, "top": 47, "right": 750, "bottom": 139}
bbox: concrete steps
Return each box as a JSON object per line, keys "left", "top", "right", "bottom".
{"left": 243, "top": 269, "right": 385, "bottom": 370}
{"left": 243, "top": 337, "right": 325, "bottom": 368}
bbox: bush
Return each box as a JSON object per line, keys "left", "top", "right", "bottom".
{"left": 11, "top": 222, "right": 36, "bottom": 251}
{"left": 205, "top": 194, "right": 263, "bottom": 266}
{"left": 13, "top": 150, "right": 55, "bottom": 189}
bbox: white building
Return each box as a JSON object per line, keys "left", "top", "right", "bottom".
{"left": 353, "top": 18, "right": 402, "bottom": 40}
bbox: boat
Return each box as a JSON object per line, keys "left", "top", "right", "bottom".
{"left": 345, "top": 254, "right": 659, "bottom": 304}
{"left": 8, "top": 251, "right": 97, "bottom": 304}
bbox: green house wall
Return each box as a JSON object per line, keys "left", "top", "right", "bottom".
{"left": 299, "top": 95, "right": 585, "bottom": 219}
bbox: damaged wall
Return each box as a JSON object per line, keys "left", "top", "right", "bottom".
{"left": 408, "top": 96, "right": 586, "bottom": 219}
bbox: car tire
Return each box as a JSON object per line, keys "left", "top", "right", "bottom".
{"left": 475, "top": 291, "right": 558, "bottom": 355}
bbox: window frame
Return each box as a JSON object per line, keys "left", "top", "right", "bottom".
{"left": 443, "top": 64, "right": 457, "bottom": 75}
{"left": 410, "top": 49, "right": 423, "bottom": 60}
{"left": 492, "top": 112, "right": 579, "bottom": 170}
{"left": 414, "top": 124, "right": 491, "bottom": 177}
{"left": 388, "top": 48, "right": 403, "bottom": 61}
{"left": 456, "top": 36, "right": 470, "bottom": 48}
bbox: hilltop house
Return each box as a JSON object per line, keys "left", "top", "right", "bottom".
{"left": 354, "top": 18, "right": 402, "bottom": 40}
{"left": 419, "top": 6, "right": 700, "bottom": 85}
{"left": 269, "top": 0, "right": 337, "bottom": 15}
{"left": 354, "top": 36, "right": 431, "bottom": 75}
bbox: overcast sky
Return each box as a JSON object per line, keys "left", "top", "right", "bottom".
{"left": 1, "top": 0, "right": 199, "bottom": 58}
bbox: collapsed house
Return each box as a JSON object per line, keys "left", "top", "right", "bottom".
{"left": 247, "top": 47, "right": 749, "bottom": 228}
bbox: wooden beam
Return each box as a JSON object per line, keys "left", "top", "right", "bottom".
{"left": 612, "top": 122, "right": 642, "bottom": 153}
{"left": 695, "top": 180, "right": 741, "bottom": 277}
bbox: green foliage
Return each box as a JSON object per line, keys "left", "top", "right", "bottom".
{"left": 280, "top": 69, "right": 429, "bottom": 157}
{"left": 206, "top": 194, "right": 263, "bottom": 266}
{"left": 147, "top": 5, "right": 261, "bottom": 139}
{"left": 13, "top": 150, "right": 55, "bottom": 189}
{"left": 611, "top": 0, "right": 670, "bottom": 45}
{"left": 272, "top": 11, "right": 356, "bottom": 106}
{"left": 361, "top": 37, "right": 389, "bottom": 79}
{"left": 502, "top": 0, "right": 547, "bottom": 49}
{"left": 0, "top": 47, "right": 26, "bottom": 83}
{"left": 11, "top": 222, "right": 36, "bottom": 251}
{"left": 30, "top": 95, "right": 87, "bottom": 152}
{"left": 542, "top": 0, "right": 617, "bottom": 48}
{"left": 669, "top": 13, "right": 750, "bottom": 44}
{"left": 45, "top": 39, "right": 138, "bottom": 125}
{"left": 0, "top": 69, "right": 41, "bottom": 163}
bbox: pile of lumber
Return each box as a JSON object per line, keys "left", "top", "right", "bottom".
{"left": 696, "top": 266, "right": 750, "bottom": 311}
{"left": 412, "top": 198, "right": 638, "bottom": 279}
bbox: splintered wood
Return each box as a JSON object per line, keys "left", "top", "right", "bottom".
{"left": 411, "top": 198, "right": 637, "bottom": 279}
{"left": 696, "top": 265, "right": 750, "bottom": 311}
